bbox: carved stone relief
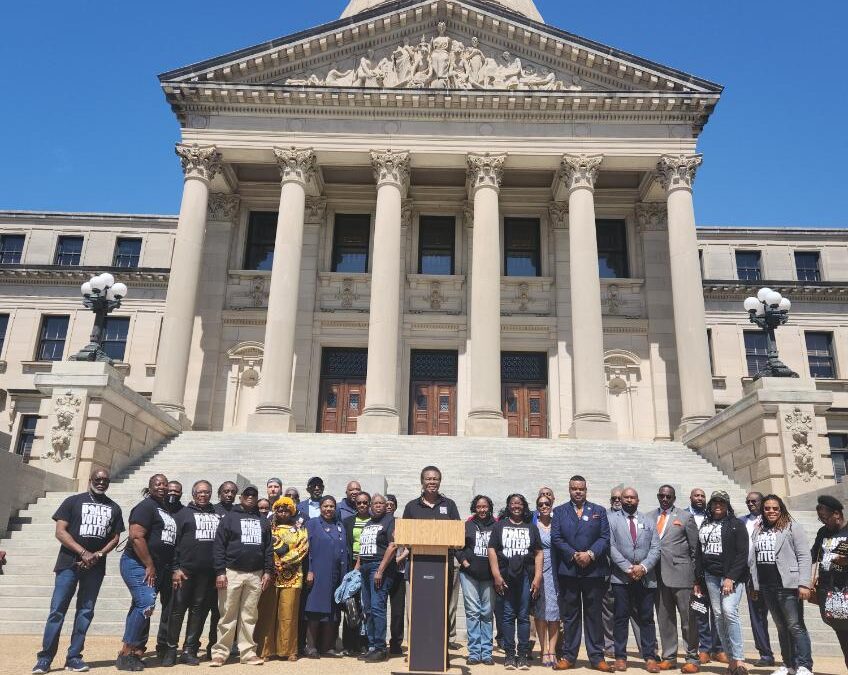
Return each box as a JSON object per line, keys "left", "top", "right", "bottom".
{"left": 282, "top": 22, "right": 584, "bottom": 91}
{"left": 46, "top": 391, "right": 81, "bottom": 462}
{"left": 783, "top": 407, "right": 821, "bottom": 482}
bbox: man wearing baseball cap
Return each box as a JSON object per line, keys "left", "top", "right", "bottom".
{"left": 297, "top": 477, "right": 325, "bottom": 522}
{"left": 210, "top": 486, "right": 273, "bottom": 666}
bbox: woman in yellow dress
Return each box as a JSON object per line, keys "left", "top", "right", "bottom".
{"left": 254, "top": 497, "right": 308, "bottom": 660}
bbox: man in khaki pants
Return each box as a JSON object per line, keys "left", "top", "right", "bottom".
{"left": 210, "top": 486, "right": 272, "bottom": 666}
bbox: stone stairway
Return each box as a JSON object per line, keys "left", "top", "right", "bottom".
{"left": 0, "top": 432, "right": 838, "bottom": 656}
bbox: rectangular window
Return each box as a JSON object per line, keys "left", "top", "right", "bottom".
{"left": 54, "top": 236, "right": 84, "bottom": 266}
{"left": 418, "top": 216, "right": 455, "bottom": 275}
{"left": 331, "top": 214, "right": 370, "bottom": 273}
{"left": 596, "top": 220, "right": 629, "bottom": 278}
{"left": 113, "top": 238, "right": 142, "bottom": 268}
{"left": 0, "top": 234, "right": 25, "bottom": 264}
{"left": 504, "top": 218, "right": 541, "bottom": 277}
{"left": 830, "top": 434, "right": 848, "bottom": 483}
{"left": 15, "top": 414, "right": 39, "bottom": 462}
{"left": 37, "top": 315, "right": 69, "bottom": 361}
{"left": 0, "top": 313, "right": 8, "bottom": 355}
{"left": 102, "top": 317, "right": 130, "bottom": 362}
{"left": 244, "top": 211, "right": 278, "bottom": 270}
{"left": 806, "top": 331, "right": 836, "bottom": 379}
{"left": 795, "top": 251, "right": 821, "bottom": 282}
{"left": 744, "top": 331, "right": 768, "bottom": 377}
{"left": 735, "top": 250, "right": 762, "bottom": 281}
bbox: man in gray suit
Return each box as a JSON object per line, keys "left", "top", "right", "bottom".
{"left": 609, "top": 488, "right": 661, "bottom": 673}
{"left": 647, "top": 485, "right": 700, "bottom": 673}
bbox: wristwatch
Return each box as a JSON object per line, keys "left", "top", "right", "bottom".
{"left": 94, "top": 551, "right": 103, "bottom": 560}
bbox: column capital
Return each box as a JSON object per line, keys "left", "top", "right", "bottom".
{"left": 657, "top": 153, "right": 703, "bottom": 192}
{"left": 273, "top": 146, "right": 320, "bottom": 189}
{"left": 207, "top": 193, "right": 241, "bottom": 222}
{"left": 634, "top": 202, "right": 668, "bottom": 233}
{"left": 557, "top": 154, "right": 603, "bottom": 194}
{"left": 176, "top": 143, "right": 222, "bottom": 182}
{"left": 370, "top": 149, "right": 411, "bottom": 196}
{"left": 466, "top": 152, "right": 506, "bottom": 196}
{"left": 548, "top": 201, "right": 569, "bottom": 230}
{"left": 305, "top": 196, "right": 328, "bottom": 225}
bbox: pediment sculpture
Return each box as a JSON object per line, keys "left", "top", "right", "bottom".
{"left": 283, "top": 22, "right": 582, "bottom": 91}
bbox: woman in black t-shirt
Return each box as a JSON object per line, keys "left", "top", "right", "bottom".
{"left": 117, "top": 474, "right": 178, "bottom": 671}
{"left": 355, "top": 494, "right": 397, "bottom": 661}
{"left": 811, "top": 495, "right": 848, "bottom": 669}
{"left": 487, "top": 494, "right": 542, "bottom": 670}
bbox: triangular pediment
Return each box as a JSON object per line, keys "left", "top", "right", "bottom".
{"left": 160, "top": 0, "right": 722, "bottom": 96}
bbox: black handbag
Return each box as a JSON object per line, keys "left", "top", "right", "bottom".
{"left": 343, "top": 594, "right": 364, "bottom": 630}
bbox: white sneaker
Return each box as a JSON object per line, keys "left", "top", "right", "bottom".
{"left": 795, "top": 667, "right": 812, "bottom": 675}
{"left": 770, "top": 668, "right": 790, "bottom": 675}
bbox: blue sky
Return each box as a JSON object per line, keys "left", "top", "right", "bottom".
{"left": 1, "top": 1, "right": 844, "bottom": 226}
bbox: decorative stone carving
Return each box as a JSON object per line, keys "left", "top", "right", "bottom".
{"left": 657, "top": 154, "right": 703, "bottom": 192}
{"left": 336, "top": 278, "right": 358, "bottom": 309}
{"left": 605, "top": 284, "right": 621, "bottom": 315}
{"left": 462, "top": 200, "right": 474, "bottom": 228}
{"left": 401, "top": 199, "right": 414, "bottom": 228}
{"left": 635, "top": 202, "right": 668, "bottom": 232}
{"left": 784, "top": 407, "right": 821, "bottom": 482}
{"left": 46, "top": 391, "right": 81, "bottom": 462}
{"left": 283, "top": 23, "right": 581, "bottom": 92}
{"left": 426, "top": 281, "right": 446, "bottom": 310}
{"left": 175, "top": 143, "right": 222, "bottom": 182}
{"left": 558, "top": 154, "right": 603, "bottom": 193}
{"left": 467, "top": 153, "right": 506, "bottom": 192}
{"left": 548, "top": 201, "right": 568, "bottom": 230}
{"left": 273, "top": 147, "right": 318, "bottom": 185}
{"left": 515, "top": 282, "right": 531, "bottom": 311}
{"left": 305, "top": 197, "right": 328, "bottom": 224}
{"left": 207, "top": 193, "right": 241, "bottom": 221}
{"left": 370, "top": 150, "right": 411, "bottom": 193}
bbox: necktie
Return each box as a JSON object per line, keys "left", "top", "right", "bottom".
{"left": 629, "top": 516, "right": 637, "bottom": 544}
{"left": 657, "top": 511, "right": 667, "bottom": 535}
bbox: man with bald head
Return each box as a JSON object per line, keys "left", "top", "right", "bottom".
{"left": 608, "top": 488, "right": 661, "bottom": 672}
{"left": 337, "top": 480, "right": 362, "bottom": 522}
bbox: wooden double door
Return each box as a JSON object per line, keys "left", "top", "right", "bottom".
{"left": 502, "top": 383, "right": 547, "bottom": 438}
{"left": 317, "top": 348, "right": 367, "bottom": 434}
{"left": 409, "top": 350, "right": 458, "bottom": 436}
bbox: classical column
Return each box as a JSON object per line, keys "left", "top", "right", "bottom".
{"left": 248, "top": 147, "right": 319, "bottom": 432}
{"left": 465, "top": 153, "right": 508, "bottom": 437}
{"left": 152, "top": 144, "right": 222, "bottom": 423}
{"left": 357, "top": 150, "right": 410, "bottom": 435}
{"left": 558, "top": 154, "right": 616, "bottom": 439}
{"left": 658, "top": 154, "right": 715, "bottom": 435}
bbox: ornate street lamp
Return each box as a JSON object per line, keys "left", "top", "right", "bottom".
{"left": 743, "top": 287, "right": 798, "bottom": 379}
{"left": 70, "top": 273, "right": 128, "bottom": 364}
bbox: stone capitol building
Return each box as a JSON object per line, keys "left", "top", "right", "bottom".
{"left": 2, "top": 0, "right": 848, "bottom": 486}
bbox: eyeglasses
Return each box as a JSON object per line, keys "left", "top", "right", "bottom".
{"left": 538, "top": 502, "right": 551, "bottom": 507}
{"left": 746, "top": 499, "right": 760, "bottom": 504}
{"left": 610, "top": 496, "right": 622, "bottom": 502}
{"left": 657, "top": 494, "right": 673, "bottom": 499}
{"left": 355, "top": 500, "right": 370, "bottom": 506}
{"left": 91, "top": 478, "right": 110, "bottom": 483}
{"left": 762, "top": 506, "right": 781, "bottom": 512}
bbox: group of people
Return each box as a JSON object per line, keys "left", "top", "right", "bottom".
{"left": 29, "top": 465, "right": 848, "bottom": 675}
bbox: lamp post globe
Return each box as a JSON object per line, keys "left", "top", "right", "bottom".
{"left": 744, "top": 286, "right": 798, "bottom": 379}
{"left": 70, "top": 273, "right": 127, "bottom": 364}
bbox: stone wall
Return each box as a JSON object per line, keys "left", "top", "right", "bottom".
{"left": 684, "top": 378, "right": 835, "bottom": 497}
{"left": 0, "top": 452, "right": 73, "bottom": 537}
{"left": 31, "top": 361, "right": 182, "bottom": 489}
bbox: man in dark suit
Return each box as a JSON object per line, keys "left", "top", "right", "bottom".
{"left": 551, "top": 475, "right": 612, "bottom": 672}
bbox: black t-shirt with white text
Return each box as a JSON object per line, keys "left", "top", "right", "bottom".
{"left": 358, "top": 513, "right": 396, "bottom": 564}
{"left": 489, "top": 519, "right": 542, "bottom": 578}
{"left": 754, "top": 525, "right": 781, "bottom": 587}
{"left": 699, "top": 522, "right": 724, "bottom": 577}
{"left": 173, "top": 503, "right": 223, "bottom": 572}
{"left": 53, "top": 492, "right": 125, "bottom": 572}
{"left": 126, "top": 497, "right": 178, "bottom": 568}
{"left": 812, "top": 524, "right": 848, "bottom": 590}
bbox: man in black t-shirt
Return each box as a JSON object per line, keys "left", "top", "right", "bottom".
{"left": 32, "top": 469, "right": 124, "bottom": 674}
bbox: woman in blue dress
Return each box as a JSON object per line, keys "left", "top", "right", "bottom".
{"left": 305, "top": 496, "right": 348, "bottom": 656}
{"left": 534, "top": 493, "right": 560, "bottom": 666}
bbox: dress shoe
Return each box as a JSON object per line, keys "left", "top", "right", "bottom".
{"left": 697, "top": 653, "right": 710, "bottom": 665}
{"left": 680, "top": 664, "right": 700, "bottom": 674}
{"left": 753, "top": 658, "right": 775, "bottom": 668}
{"left": 592, "top": 662, "right": 614, "bottom": 672}
{"left": 657, "top": 661, "right": 675, "bottom": 671}
{"left": 614, "top": 659, "right": 628, "bottom": 671}
{"left": 646, "top": 660, "right": 662, "bottom": 673}
{"left": 712, "top": 652, "right": 729, "bottom": 664}
{"left": 241, "top": 656, "right": 264, "bottom": 666}
{"left": 553, "top": 659, "right": 574, "bottom": 670}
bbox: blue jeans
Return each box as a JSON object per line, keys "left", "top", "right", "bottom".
{"left": 762, "top": 587, "right": 813, "bottom": 670}
{"left": 360, "top": 561, "right": 393, "bottom": 652}
{"left": 38, "top": 565, "right": 105, "bottom": 662}
{"left": 121, "top": 555, "right": 159, "bottom": 647}
{"left": 501, "top": 574, "right": 531, "bottom": 658}
{"left": 459, "top": 572, "right": 494, "bottom": 661}
{"left": 704, "top": 574, "right": 745, "bottom": 661}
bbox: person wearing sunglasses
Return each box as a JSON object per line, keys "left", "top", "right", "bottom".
{"left": 748, "top": 495, "right": 813, "bottom": 675}
{"left": 533, "top": 494, "right": 560, "bottom": 666}
{"left": 340, "top": 492, "right": 372, "bottom": 655}
{"left": 32, "top": 469, "right": 124, "bottom": 675}
{"left": 739, "top": 492, "right": 775, "bottom": 668}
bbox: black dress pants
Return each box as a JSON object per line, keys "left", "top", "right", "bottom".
{"left": 167, "top": 570, "right": 216, "bottom": 653}
{"left": 389, "top": 577, "right": 406, "bottom": 649}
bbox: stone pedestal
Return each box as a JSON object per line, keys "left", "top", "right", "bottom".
{"left": 683, "top": 377, "right": 835, "bottom": 497}
{"left": 33, "top": 361, "right": 182, "bottom": 488}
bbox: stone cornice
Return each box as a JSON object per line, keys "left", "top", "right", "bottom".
{"left": 370, "top": 149, "right": 411, "bottom": 195}
{"left": 175, "top": 143, "right": 222, "bottom": 181}
{"left": 696, "top": 226, "right": 848, "bottom": 240}
{"left": 0, "top": 266, "right": 169, "bottom": 289}
{"left": 703, "top": 280, "right": 848, "bottom": 302}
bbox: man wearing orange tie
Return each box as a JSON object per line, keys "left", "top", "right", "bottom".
{"left": 647, "top": 486, "right": 700, "bottom": 673}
